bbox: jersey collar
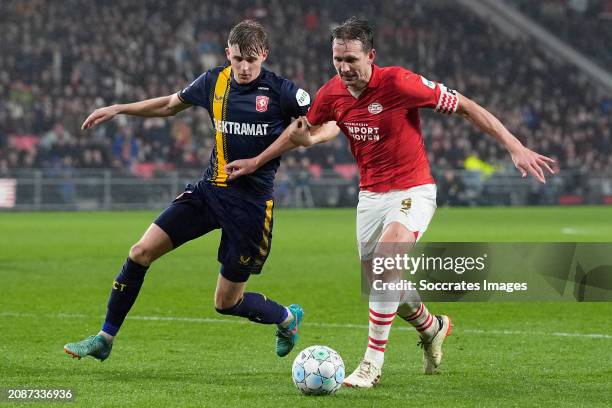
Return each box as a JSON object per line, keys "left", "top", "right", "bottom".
{"left": 367, "top": 64, "right": 382, "bottom": 88}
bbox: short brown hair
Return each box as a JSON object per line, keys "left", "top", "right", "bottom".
{"left": 331, "top": 17, "right": 374, "bottom": 52}
{"left": 228, "top": 20, "right": 269, "bottom": 57}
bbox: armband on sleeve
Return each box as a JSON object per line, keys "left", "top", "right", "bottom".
{"left": 434, "top": 84, "right": 459, "bottom": 115}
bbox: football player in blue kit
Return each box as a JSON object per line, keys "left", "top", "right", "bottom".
{"left": 64, "top": 20, "right": 336, "bottom": 362}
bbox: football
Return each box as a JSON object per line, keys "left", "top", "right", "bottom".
{"left": 291, "top": 345, "right": 345, "bottom": 395}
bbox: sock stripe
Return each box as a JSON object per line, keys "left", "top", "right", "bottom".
{"left": 415, "top": 314, "right": 434, "bottom": 332}
{"left": 403, "top": 303, "right": 424, "bottom": 321}
{"left": 368, "top": 336, "right": 388, "bottom": 345}
{"left": 369, "top": 316, "right": 394, "bottom": 326}
{"left": 414, "top": 313, "right": 432, "bottom": 330}
{"left": 417, "top": 319, "right": 435, "bottom": 333}
{"left": 369, "top": 308, "right": 396, "bottom": 318}
{"left": 418, "top": 317, "right": 435, "bottom": 333}
{"left": 367, "top": 344, "right": 386, "bottom": 353}
{"left": 366, "top": 302, "right": 398, "bottom": 368}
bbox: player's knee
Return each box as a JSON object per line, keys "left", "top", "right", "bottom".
{"left": 129, "top": 243, "right": 154, "bottom": 266}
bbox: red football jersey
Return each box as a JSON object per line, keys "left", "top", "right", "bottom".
{"left": 306, "top": 65, "right": 459, "bottom": 192}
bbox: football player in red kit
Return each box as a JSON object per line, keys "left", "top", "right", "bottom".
{"left": 226, "top": 17, "right": 555, "bottom": 388}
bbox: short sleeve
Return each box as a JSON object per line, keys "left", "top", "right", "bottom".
{"left": 396, "top": 69, "right": 459, "bottom": 115}
{"left": 305, "top": 87, "right": 334, "bottom": 126}
{"left": 280, "top": 80, "right": 311, "bottom": 118}
{"left": 178, "top": 72, "right": 209, "bottom": 109}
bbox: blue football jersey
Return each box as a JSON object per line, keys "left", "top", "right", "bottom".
{"left": 178, "top": 65, "right": 310, "bottom": 197}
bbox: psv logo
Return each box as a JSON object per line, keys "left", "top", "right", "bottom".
{"left": 256, "top": 95, "right": 269, "bottom": 112}
{"left": 368, "top": 102, "right": 383, "bottom": 115}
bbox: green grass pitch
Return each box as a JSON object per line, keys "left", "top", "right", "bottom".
{"left": 1, "top": 207, "right": 611, "bottom": 407}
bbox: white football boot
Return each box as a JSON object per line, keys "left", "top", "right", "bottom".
{"left": 343, "top": 360, "right": 382, "bottom": 388}
{"left": 419, "top": 315, "right": 453, "bottom": 374}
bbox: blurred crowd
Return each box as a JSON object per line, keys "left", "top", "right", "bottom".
{"left": 507, "top": 0, "right": 612, "bottom": 70}
{"left": 1, "top": 0, "right": 611, "bottom": 184}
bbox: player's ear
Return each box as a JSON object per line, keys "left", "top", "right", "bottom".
{"left": 368, "top": 48, "right": 376, "bottom": 64}
{"left": 260, "top": 50, "right": 269, "bottom": 62}
{"left": 225, "top": 47, "right": 231, "bottom": 61}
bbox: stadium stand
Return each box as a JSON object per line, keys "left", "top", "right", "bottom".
{"left": 0, "top": 0, "right": 610, "bottom": 206}
{"left": 506, "top": 0, "right": 612, "bottom": 70}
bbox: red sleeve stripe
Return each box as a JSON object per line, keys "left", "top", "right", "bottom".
{"left": 369, "top": 316, "right": 394, "bottom": 326}
{"left": 369, "top": 309, "right": 396, "bottom": 318}
{"left": 368, "top": 336, "right": 388, "bottom": 345}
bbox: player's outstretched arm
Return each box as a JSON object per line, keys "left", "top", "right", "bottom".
{"left": 81, "top": 93, "right": 191, "bottom": 130}
{"left": 225, "top": 117, "right": 339, "bottom": 180}
{"left": 456, "top": 93, "right": 556, "bottom": 183}
{"left": 289, "top": 117, "right": 339, "bottom": 147}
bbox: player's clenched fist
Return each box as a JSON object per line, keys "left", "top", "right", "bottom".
{"left": 81, "top": 105, "right": 119, "bottom": 130}
{"left": 288, "top": 117, "right": 312, "bottom": 146}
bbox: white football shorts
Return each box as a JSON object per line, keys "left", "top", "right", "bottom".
{"left": 356, "top": 183, "right": 437, "bottom": 260}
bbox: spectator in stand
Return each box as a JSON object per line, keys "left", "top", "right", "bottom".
{"left": 437, "top": 170, "right": 468, "bottom": 206}
{"left": 0, "top": 0, "right": 609, "bottom": 201}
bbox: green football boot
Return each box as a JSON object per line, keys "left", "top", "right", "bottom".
{"left": 275, "top": 304, "right": 303, "bottom": 357}
{"left": 64, "top": 335, "right": 113, "bottom": 362}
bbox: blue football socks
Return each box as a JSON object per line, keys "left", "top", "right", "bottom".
{"left": 216, "top": 292, "right": 288, "bottom": 324}
{"left": 101, "top": 257, "right": 149, "bottom": 336}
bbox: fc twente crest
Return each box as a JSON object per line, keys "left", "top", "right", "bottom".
{"left": 256, "top": 95, "right": 269, "bottom": 112}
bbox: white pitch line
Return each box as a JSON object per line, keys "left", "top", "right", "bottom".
{"left": 461, "top": 328, "right": 612, "bottom": 339}
{"left": 2, "top": 311, "right": 612, "bottom": 339}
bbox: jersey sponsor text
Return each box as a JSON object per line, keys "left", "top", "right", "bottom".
{"left": 214, "top": 119, "right": 269, "bottom": 136}
{"left": 345, "top": 121, "right": 380, "bottom": 141}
